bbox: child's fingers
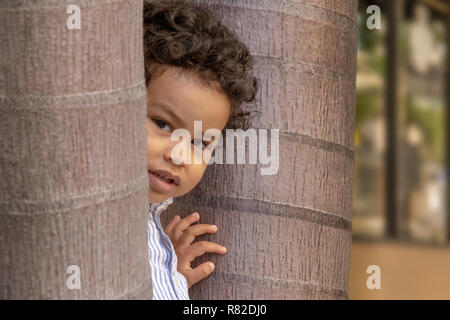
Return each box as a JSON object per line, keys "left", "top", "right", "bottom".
{"left": 172, "top": 212, "right": 200, "bottom": 241}
{"left": 184, "top": 241, "right": 227, "bottom": 262}
{"left": 176, "top": 224, "right": 217, "bottom": 246}
{"left": 184, "top": 261, "right": 215, "bottom": 288}
{"left": 164, "top": 215, "right": 180, "bottom": 239}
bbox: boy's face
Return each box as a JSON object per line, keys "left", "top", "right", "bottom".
{"left": 146, "top": 65, "right": 231, "bottom": 203}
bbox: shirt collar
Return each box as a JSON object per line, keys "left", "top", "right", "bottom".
{"left": 149, "top": 197, "right": 173, "bottom": 216}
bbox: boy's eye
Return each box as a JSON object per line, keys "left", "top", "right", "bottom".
{"left": 153, "top": 119, "right": 171, "bottom": 132}
{"left": 191, "top": 138, "right": 207, "bottom": 149}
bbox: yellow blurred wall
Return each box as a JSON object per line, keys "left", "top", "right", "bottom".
{"left": 349, "top": 239, "right": 450, "bottom": 299}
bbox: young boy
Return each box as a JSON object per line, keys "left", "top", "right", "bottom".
{"left": 143, "top": 0, "right": 258, "bottom": 299}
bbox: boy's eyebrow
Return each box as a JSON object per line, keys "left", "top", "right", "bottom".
{"left": 152, "top": 102, "right": 184, "bottom": 125}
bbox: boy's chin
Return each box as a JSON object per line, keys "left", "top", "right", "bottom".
{"left": 148, "top": 190, "right": 171, "bottom": 204}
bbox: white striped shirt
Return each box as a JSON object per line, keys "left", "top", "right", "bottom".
{"left": 147, "top": 197, "right": 189, "bottom": 300}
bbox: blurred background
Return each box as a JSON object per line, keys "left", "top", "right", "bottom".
{"left": 349, "top": 0, "right": 450, "bottom": 299}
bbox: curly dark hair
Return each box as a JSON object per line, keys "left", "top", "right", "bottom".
{"left": 143, "top": 0, "right": 258, "bottom": 131}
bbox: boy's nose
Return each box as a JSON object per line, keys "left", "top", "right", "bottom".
{"left": 163, "top": 145, "right": 187, "bottom": 167}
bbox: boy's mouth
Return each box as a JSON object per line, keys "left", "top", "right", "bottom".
{"left": 148, "top": 170, "right": 180, "bottom": 192}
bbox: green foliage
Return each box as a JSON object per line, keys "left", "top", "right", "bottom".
{"left": 406, "top": 99, "right": 446, "bottom": 162}
{"left": 356, "top": 89, "right": 382, "bottom": 129}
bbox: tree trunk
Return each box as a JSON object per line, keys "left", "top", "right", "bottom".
{"left": 164, "top": 0, "right": 358, "bottom": 299}
{"left": 0, "top": 0, "right": 151, "bottom": 299}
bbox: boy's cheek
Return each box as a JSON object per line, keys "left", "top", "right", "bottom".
{"left": 181, "top": 166, "right": 207, "bottom": 194}
{"left": 202, "top": 148, "right": 215, "bottom": 165}
{"left": 195, "top": 165, "right": 209, "bottom": 186}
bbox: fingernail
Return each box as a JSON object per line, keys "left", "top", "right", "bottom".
{"left": 192, "top": 212, "right": 199, "bottom": 218}
{"left": 222, "top": 246, "right": 227, "bottom": 253}
{"left": 211, "top": 225, "right": 217, "bottom": 231}
{"left": 209, "top": 263, "right": 215, "bottom": 271}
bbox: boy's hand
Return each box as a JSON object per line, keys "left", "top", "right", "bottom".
{"left": 164, "top": 212, "right": 227, "bottom": 288}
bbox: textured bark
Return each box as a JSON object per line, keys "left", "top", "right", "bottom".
{"left": 0, "top": 0, "right": 151, "bottom": 299}
{"left": 162, "top": 0, "right": 358, "bottom": 299}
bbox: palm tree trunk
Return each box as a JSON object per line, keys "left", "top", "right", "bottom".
{"left": 165, "top": 0, "right": 358, "bottom": 299}
{"left": 0, "top": 0, "right": 151, "bottom": 299}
